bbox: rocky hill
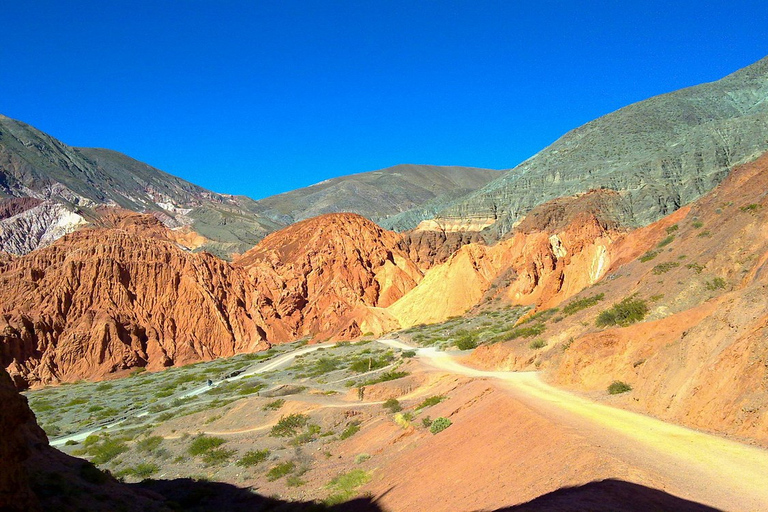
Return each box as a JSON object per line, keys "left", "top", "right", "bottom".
{"left": 0, "top": 213, "right": 423, "bottom": 387}
{"left": 433, "top": 55, "right": 768, "bottom": 237}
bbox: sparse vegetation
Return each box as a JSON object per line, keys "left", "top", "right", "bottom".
{"left": 596, "top": 296, "right": 649, "bottom": 327}
{"left": 529, "top": 339, "right": 547, "bottom": 349}
{"left": 270, "top": 413, "right": 309, "bottom": 437}
{"left": 429, "top": 417, "right": 452, "bottom": 434}
{"left": 692, "top": 220, "right": 704, "bottom": 228}
{"left": 188, "top": 435, "right": 226, "bottom": 456}
{"left": 652, "top": 262, "right": 679, "bottom": 275}
{"left": 236, "top": 449, "right": 270, "bottom": 467}
{"left": 455, "top": 331, "right": 478, "bottom": 350}
{"left": 201, "top": 448, "right": 235, "bottom": 466}
{"left": 325, "top": 469, "right": 372, "bottom": 505}
{"left": 263, "top": 399, "right": 285, "bottom": 410}
{"left": 739, "top": 203, "right": 762, "bottom": 212}
{"left": 266, "top": 461, "right": 296, "bottom": 481}
{"left": 417, "top": 395, "right": 446, "bottom": 409}
{"left": 665, "top": 224, "right": 679, "bottom": 234}
{"left": 705, "top": 277, "right": 727, "bottom": 291}
{"left": 562, "top": 294, "right": 604, "bottom": 316}
{"left": 340, "top": 421, "right": 361, "bottom": 440}
{"left": 135, "top": 436, "right": 163, "bottom": 453}
{"left": 79, "top": 434, "right": 129, "bottom": 465}
{"left": 639, "top": 250, "right": 659, "bottom": 262}
{"left": 607, "top": 381, "right": 632, "bottom": 394}
{"left": 118, "top": 462, "right": 159, "bottom": 479}
{"left": 686, "top": 263, "right": 704, "bottom": 274}
{"left": 657, "top": 235, "right": 675, "bottom": 247}
{"left": 401, "top": 350, "right": 416, "bottom": 358}
{"left": 421, "top": 416, "right": 433, "bottom": 428}
{"left": 359, "top": 370, "right": 409, "bottom": 386}
{"left": 383, "top": 398, "right": 401, "bottom": 413}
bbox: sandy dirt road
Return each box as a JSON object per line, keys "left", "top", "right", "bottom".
{"left": 377, "top": 340, "right": 768, "bottom": 511}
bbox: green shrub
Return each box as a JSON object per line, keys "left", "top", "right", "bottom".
{"left": 691, "top": 220, "right": 704, "bottom": 228}
{"left": 607, "top": 381, "right": 632, "bottom": 394}
{"left": 266, "top": 461, "right": 296, "bottom": 481}
{"left": 286, "top": 475, "right": 307, "bottom": 487}
{"left": 652, "top": 262, "right": 679, "bottom": 275}
{"left": 201, "top": 448, "right": 235, "bottom": 466}
{"left": 596, "top": 297, "right": 649, "bottom": 327}
{"left": 123, "top": 462, "right": 160, "bottom": 479}
{"left": 562, "top": 294, "right": 604, "bottom": 316}
{"left": 705, "top": 277, "right": 727, "bottom": 291}
{"left": 697, "top": 230, "right": 712, "bottom": 237}
{"left": 417, "top": 395, "right": 446, "bottom": 409}
{"left": 639, "top": 250, "right": 659, "bottom": 262}
{"left": 270, "top": 414, "right": 309, "bottom": 437}
{"left": 360, "top": 371, "right": 409, "bottom": 386}
{"left": 85, "top": 436, "right": 129, "bottom": 465}
{"left": 188, "top": 435, "right": 226, "bottom": 456}
{"left": 263, "top": 399, "right": 285, "bottom": 410}
{"left": 657, "top": 235, "right": 675, "bottom": 247}
{"left": 136, "top": 436, "right": 163, "bottom": 453}
{"left": 401, "top": 350, "right": 416, "bottom": 358}
{"left": 740, "top": 203, "right": 762, "bottom": 212}
{"left": 455, "top": 332, "right": 478, "bottom": 350}
{"left": 340, "top": 422, "right": 361, "bottom": 440}
{"left": 236, "top": 449, "right": 270, "bottom": 467}
{"left": 529, "top": 339, "right": 547, "bottom": 349}
{"left": 429, "top": 417, "right": 452, "bottom": 434}
{"left": 686, "top": 263, "right": 704, "bottom": 274}
{"left": 383, "top": 398, "right": 401, "bottom": 413}
{"left": 421, "top": 416, "right": 433, "bottom": 428}
{"left": 665, "top": 224, "right": 679, "bottom": 234}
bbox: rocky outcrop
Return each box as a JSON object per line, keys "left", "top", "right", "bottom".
{"left": 0, "top": 229, "right": 285, "bottom": 387}
{"left": 388, "top": 192, "right": 622, "bottom": 327}
{"left": 236, "top": 213, "right": 422, "bottom": 339}
{"left": 398, "top": 230, "right": 486, "bottom": 271}
{"left": 0, "top": 201, "right": 87, "bottom": 255}
{"left": 0, "top": 213, "right": 424, "bottom": 387}
{"left": 435, "top": 55, "right": 768, "bottom": 236}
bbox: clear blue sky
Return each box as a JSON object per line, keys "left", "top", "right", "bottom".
{"left": 2, "top": 1, "right": 766, "bottom": 199}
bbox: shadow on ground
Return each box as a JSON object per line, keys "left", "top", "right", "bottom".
{"left": 487, "top": 479, "right": 722, "bottom": 512}
{"left": 137, "top": 478, "right": 384, "bottom": 512}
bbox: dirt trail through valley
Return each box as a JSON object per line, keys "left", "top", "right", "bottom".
{"left": 385, "top": 341, "right": 768, "bottom": 511}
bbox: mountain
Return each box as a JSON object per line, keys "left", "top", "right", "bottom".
{"left": 249, "top": 164, "right": 501, "bottom": 228}
{"left": 0, "top": 115, "right": 500, "bottom": 257}
{"left": 0, "top": 114, "right": 284, "bottom": 257}
{"left": 431, "top": 55, "right": 768, "bottom": 237}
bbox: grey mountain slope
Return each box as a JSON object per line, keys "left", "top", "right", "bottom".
{"left": 437, "top": 55, "right": 768, "bottom": 236}
{"left": 250, "top": 164, "right": 501, "bottom": 227}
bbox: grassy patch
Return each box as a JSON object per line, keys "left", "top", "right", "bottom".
{"left": 324, "top": 469, "right": 372, "bottom": 505}
{"left": 135, "top": 436, "right": 163, "bottom": 453}
{"left": 117, "top": 462, "right": 159, "bottom": 479}
{"left": 686, "top": 263, "right": 704, "bottom": 274}
{"left": 263, "top": 399, "right": 285, "bottom": 410}
{"left": 529, "top": 339, "right": 547, "bottom": 350}
{"left": 201, "top": 448, "right": 235, "bottom": 466}
{"left": 596, "top": 296, "right": 648, "bottom": 327}
{"left": 80, "top": 434, "right": 129, "bottom": 465}
{"left": 665, "top": 224, "right": 678, "bottom": 234}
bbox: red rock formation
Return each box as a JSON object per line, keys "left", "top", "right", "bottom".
{"left": 236, "top": 213, "right": 422, "bottom": 340}
{"left": 0, "top": 229, "right": 284, "bottom": 387}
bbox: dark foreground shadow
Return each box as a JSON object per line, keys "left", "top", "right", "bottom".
{"left": 136, "top": 478, "right": 384, "bottom": 512}
{"left": 489, "top": 479, "right": 722, "bottom": 512}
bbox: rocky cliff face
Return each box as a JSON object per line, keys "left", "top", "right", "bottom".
{"left": 0, "top": 228, "right": 286, "bottom": 387}
{"left": 0, "top": 213, "right": 425, "bottom": 387}
{"left": 236, "top": 213, "right": 422, "bottom": 339}
{"left": 436, "top": 55, "right": 768, "bottom": 237}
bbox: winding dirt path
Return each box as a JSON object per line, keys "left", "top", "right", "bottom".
{"left": 382, "top": 340, "right": 768, "bottom": 511}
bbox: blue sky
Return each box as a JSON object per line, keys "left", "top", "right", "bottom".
{"left": 2, "top": 1, "right": 766, "bottom": 199}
